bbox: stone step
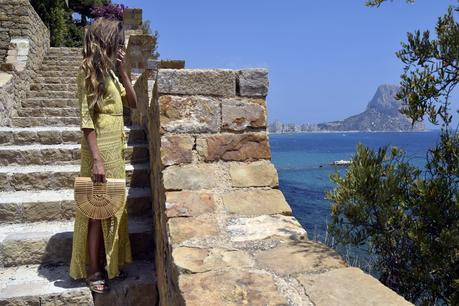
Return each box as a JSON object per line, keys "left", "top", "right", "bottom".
{"left": 48, "top": 47, "right": 81, "bottom": 54}
{"left": 0, "top": 217, "right": 154, "bottom": 267}
{"left": 0, "top": 162, "right": 150, "bottom": 192}
{"left": 0, "top": 125, "right": 147, "bottom": 145}
{"left": 0, "top": 143, "right": 149, "bottom": 166}
{"left": 23, "top": 97, "right": 77, "bottom": 108}
{"left": 11, "top": 116, "right": 80, "bottom": 127}
{"left": 40, "top": 70, "right": 80, "bottom": 78}
{"left": 29, "top": 83, "right": 77, "bottom": 91}
{"left": 33, "top": 76, "right": 77, "bottom": 85}
{"left": 11, "top": 115, "right": 133, "bottom": 127}
{"left": 27, "top": 90, "right": 76, "bottom": 99}
{"left": 0, "top": 187, "right": 151, "bottom": 223}
{"left": 40, "top": 65, "right": 80, "bottom": 72}
{"left": 42, "top": 58, "right": 81, "bottom": 64}
{"left": 17, "top": 107, "right": 78, "bottom": 118}
{"left": 0, "top": 260, "right": 158, "bottom": 305}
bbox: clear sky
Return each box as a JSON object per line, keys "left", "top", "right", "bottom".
{"left": 117, "top": 0, "right": 457, "bottom": 126}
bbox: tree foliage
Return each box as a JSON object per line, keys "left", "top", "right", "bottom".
{"left": 30, "top": 0, "right": 160, "bottom": 53}
{"left": 327, "top": 3, "right": 459, "bottom": 305}
{"left": 141, "top": 20, "right": 160, "bottom": 60}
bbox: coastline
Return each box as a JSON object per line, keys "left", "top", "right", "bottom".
{"left": 267, "top": 129, "right": 434, "bottom": 135}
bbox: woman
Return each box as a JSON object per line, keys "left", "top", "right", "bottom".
{"left": 69, "top": 17, "right": 137, "bottom": 294}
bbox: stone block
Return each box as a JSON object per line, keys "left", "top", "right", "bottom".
{"left": 160, "top": 134, "right": 194, "bottom": 166}
{"left": 238, "top": 68, "right": 269, "bottom": 97}
{"left": 157, "top": 69, "right": 236, "bottom": 96}
{"left": 123, "top": 8, "right": 143, "bottom": 30}
{"left": 296, "top": 267, "right": 413, "bottom": 306}
{"left": 22, "top": 201, "right": 64, "bottom": 222}
{"left": 159, "top": 95, "right": 220, "bottom": 133}
{"left": 221, "top": 97, "right": 267, "bottom": 131}
{"left": 162, "top": 163, "right": 220, "bottom": 190}
{"left": 167, "top": 214, "right": 219, "bottom": 244}
{"left": 178, "top": 269, "right": 288, "bottom": 305}
{"left": 226, "top": 214, "right": 307, "bottom": 242}
{"left": 229, "top": 160, "right": 278, "bottom": 187}
{"left": 254, "top": 240, "right": 347, "bottom": 276}
{"left": 196, "top": 132, "right": 271, "bottom": 162}
{"left": 159, "top": 60, "right": 185, "bottom": 69}
{"left": 172, "top": 246, "right": 253, "bottom": 273}
{"left": 222, "top": 189, "right": 292, "bottom": 216}
{"left": 165, "top": 191, "right": 216, "bottom": 217}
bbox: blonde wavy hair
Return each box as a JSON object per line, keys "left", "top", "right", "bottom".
{"left": 81, "top": 17, "right": 125, "bottom": 110}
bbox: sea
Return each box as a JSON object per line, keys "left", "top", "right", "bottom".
{"left": 269, "top": 130, "right": 441, "bottom": 268}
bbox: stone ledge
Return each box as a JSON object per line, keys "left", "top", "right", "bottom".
{"left": 297, "top": 267, "right": 413, "bottom": 306}
{"left": 157, "top": 69, "right": 236, "bottom": 97}
{"left": 178, "top": 268, "right": 289, "bottom": 305}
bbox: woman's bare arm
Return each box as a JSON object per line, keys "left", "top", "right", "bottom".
{"left": 83, "top": 128, "right": 106, "bottom": 183}
{"left": 116, "top": 48, "right": 137, "bottom": 109}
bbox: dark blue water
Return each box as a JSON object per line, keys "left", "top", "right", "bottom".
{"left": 269, "top": 131, "right": 441, "bottom": 242}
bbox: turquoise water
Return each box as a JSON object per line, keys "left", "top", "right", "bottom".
{"left": 269, "top": 131, "right": 441, "bottom": 241}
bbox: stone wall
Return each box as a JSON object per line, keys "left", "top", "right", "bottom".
{"left": 146, "top": 68, "right": 413, "bottom": 305}
{"left": 0, "top": 0, "right": 50, "bottom": 126}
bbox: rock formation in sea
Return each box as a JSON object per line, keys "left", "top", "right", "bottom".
{"left": 268, "top": 84, "right": 425, "bottom": 133}
{"left": 317, "top": 84, "right": 425, "bottom": 132}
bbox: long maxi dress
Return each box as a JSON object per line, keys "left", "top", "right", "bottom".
{"left": 70, "top": 68, "right": 132, "bottom": 280}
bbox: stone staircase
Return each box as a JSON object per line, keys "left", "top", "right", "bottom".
{"left": 0, "top": 47, "right": 158, "bottom": 305}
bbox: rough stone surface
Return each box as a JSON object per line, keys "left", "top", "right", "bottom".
{"left": 167, "top": 214, "right": 220, "bottom": 244}
{"left": 254, "top": 239, "right": 347, "bottom": 276}
{"left": 238, "top": 68, "right": 269, "bottom": 97}
{"left": 196, "top": 132, "right": 271, "bottom": 161}
{"left": 297, "top": 267, "right": 413, "bottom": 306}
{"left": 222, "top": 97, "right": 267, "bottom": 131}
{"left": 172, "top": 246, "right": 254, "bottom": 273}
{"left": 222, "top": 189, "right": 292, "bottom": 216}
{"left": 165, "top": 190, "right": 216, "bottom": 217}
{"left": 159, "top": 60, "right": 185, "bottom": 69}
{"left": 162, "top": 163, "right": 220, "bottom": 190}
{"left": 229, "top": 160, "right": 278, "bottom": 187}
{"left": 157, "top": 69, "right": 236, "bottom": 96}
{"left": 178, "top": 268, "right": 289, "bottom": 305}
{"left": 159, "top": 95, "right": 220, "bottom": 133}
{"left": 0, "top": 261, "right": 156, "bottom": 306}
{"left": 160, "top": 134, "right": 194, "bottom": 166}
{"left": 0, "top": 0, "right": 50, "bottom": 127}
{"left": 226, "top": 214, "right": 307, "bottom": 242}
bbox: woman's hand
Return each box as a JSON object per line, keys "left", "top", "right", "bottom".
{"left": 116, "top": 48, "right": 127, "bottom": 75}
{"left": 92, "top": 158, "right": 106, "bottom": 183}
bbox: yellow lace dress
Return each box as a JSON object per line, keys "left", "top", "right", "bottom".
{"left": 69, "top": 69, "right": 132, "bottom": 280}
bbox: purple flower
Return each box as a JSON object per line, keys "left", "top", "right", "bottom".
{"left": 90, "top": 3, "right": 127, "bottom": 21}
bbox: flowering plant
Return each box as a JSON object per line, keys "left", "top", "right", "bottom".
{"left": 90, "top": 3, "right": 127, "bottom": 21}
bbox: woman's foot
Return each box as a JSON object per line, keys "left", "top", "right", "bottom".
{"left": 86, "top": 271, "right": 110, "bottom": 294}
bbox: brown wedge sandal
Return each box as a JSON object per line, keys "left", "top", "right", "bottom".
{"left": 86, "top": 271, "right": 110, "bottom": 294}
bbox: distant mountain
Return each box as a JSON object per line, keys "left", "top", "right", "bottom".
{"left": 317, "top": 84, "right": 425, "bottom": 132}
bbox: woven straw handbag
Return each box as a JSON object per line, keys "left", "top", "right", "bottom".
{"left": 74, "top": 176, "right": 126, "bottom": 220}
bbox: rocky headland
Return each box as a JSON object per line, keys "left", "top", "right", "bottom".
{"left": 269, "top": 84, "right": 425, "bottom": 133}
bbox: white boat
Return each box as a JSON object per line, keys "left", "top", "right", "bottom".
{"left": 332, "top": 160, "right": 352, "bottom": 166}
